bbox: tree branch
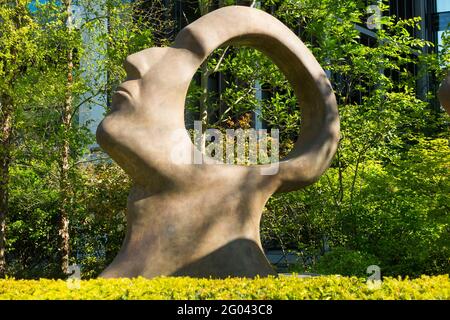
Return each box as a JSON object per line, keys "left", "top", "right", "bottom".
{"left": 206, "top": 46, "right": 230, "bottom": 77}
{"left": 69, "top": 89, "right": 105, "bottom": 123}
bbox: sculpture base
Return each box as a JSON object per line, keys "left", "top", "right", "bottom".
{"left": 100, "top": 238, "right": 276, "bottom": 279}
{"left": 171, "top": 239, "right": 276, "bottom": 278}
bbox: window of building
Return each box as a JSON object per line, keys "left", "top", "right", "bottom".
{"left": 437, "top": 0, "right": 450, "bottom": 13}
{"left": 436, "top": 0, "right": 450, "bottom": 51}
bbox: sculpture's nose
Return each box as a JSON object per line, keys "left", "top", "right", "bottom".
{"left": 124, "top": 55, "right": 145, "bottom": 81}
{"left": 124, "top": 48, "right": 168, "bottom": 81}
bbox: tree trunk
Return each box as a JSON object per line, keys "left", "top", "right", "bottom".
{"left": 199, "top": 61, "right": 209, "bottom": 152}
{"left": 58, "top": 128, "right": 70, "bottom": 276}
{"left": 0, "top": 96, "right": 13, "bottom": 278}
{"left": 198, "top": 2, "right": 210, "bottom": 153}
{"left": 58, "top": 0, "right": 73, "bottom": 276}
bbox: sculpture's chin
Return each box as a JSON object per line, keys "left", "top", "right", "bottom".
{"left": 95, "top": 119, "right": 135, "bottom": 180}
{"left": 95, "top": 119, "right": 114, "bottom": 154}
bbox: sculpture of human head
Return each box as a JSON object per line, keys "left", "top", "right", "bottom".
{"left": 97, "top": 6, "right": 340, "bottom": 279}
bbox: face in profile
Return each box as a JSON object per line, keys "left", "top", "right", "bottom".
{"left": 96, "top": 47, "right": 199, "bottom": 185}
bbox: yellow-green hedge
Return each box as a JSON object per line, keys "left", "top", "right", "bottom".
{"left": 0, "top": 275, "right": 449, "bottom": 300}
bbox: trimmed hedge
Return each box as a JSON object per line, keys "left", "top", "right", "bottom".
{"left": 0, "top": 275, "right": 449, "bottom": 300}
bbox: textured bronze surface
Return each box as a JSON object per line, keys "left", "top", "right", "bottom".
{"left": 97, "top": 6, "right": 339, "bottom": 278}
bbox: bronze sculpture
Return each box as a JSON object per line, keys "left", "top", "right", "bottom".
{"left": 97, "top": 6, "right": 339, "bottom": 278}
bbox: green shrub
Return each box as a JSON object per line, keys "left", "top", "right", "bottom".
{"left": 0, "top": 275, "right": 448, "bottom": 300}
{"left": 262, "top": 138, "right": 450, "bottom": 277}
{"left": 311, "top": 248, "right": 380, "bottom": 277}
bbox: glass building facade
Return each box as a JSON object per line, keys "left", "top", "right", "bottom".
{"left": 167, "top": 1, "right": 448, "bottom": 47}
{"left": 435, "top": 0, "right": 450, "bottom": 50}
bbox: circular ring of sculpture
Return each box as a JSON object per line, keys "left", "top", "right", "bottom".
{"left": 97, "top": 6, "right": 340, "bottom": 278}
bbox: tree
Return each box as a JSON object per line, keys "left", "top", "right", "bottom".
{"left": 57, "top": 0, "right": 74, "bottom": 275}
{"left": 3, "top": 0, "right": 173, "bottom": 278}
{"left": 0, "top": 0, "right": 41, "bottom": 277}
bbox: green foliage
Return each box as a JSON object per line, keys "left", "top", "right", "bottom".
{"left": 6, "top": 164, "right": 60, "bottom": 278}
{"left": 70, "top": 162, "right": 130, "bottom": 279}
{"left": 311, "top": 248, "right": 380, "bottom": 277}
{"left": 100, "top": 0, "right": 173, "bottom": 93}
{"left": 0, "top": 275, "right": 449, "bottom": 300}
{"left": 0, "top": 0, "right": 40, "bottom": 98}
{"left": 2, "top": 0, "right": 170, "bottom": 278}
{"left": 257, "top": 0, "right": 450, "bottom": 277}
{"left": 263, "top": 138, "right": 450, "bottom": 276}
{"left": 2, "top": 0, "right": 449, "bottom": 281}
{"left": 6, "top": 161, "right": 130, "bottom": 279}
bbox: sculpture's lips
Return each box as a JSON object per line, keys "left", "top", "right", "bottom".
{"left": 110, "top": 85, "right": 132, "bottom": 112}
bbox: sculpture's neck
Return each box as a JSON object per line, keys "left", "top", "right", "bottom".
{"left": 100, "top": 184, "right": 276, "bottom": 278}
